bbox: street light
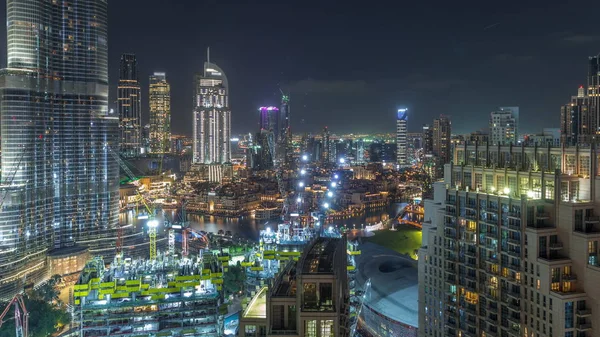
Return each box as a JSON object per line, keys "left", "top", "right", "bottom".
{"left": 147, "top": 219, "right": 159, "bottom": 228}
{"left": 334, "top": 174, "right": 339, "bottom": 179}
{"left": 503, "top": 187, "right": 510, "bottom": 195}
{"left": 327, "top": 191, "right": 333, "bottom": 197}
{"left": 323, "top": 202, "right": 330, "bottom": 209}
{"left": 298, "top": 181, "right": 305, "bottom": 188}
{"left": 302, "top": 155, "right": 308, "bottom": 161}
{"left": 339, "top": 158, "right": 346, "bottom": 164}
{"left": 300, "top": 169, "right": 306, "bottom": 175}
{"left": 331, "top": 182, "right": 337, "bottom": 188}
{"left": 296, "top": 197, "right": 302, "bottom": 203}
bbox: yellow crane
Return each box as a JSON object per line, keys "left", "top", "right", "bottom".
{"left": 109, "top": 147, "right": 158, "bottom": 260}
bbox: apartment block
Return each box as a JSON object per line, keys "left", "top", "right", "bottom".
{"left": 239, "top": 237, "right": 350, "bottom": 337}
{"left": 419, "top": 143, "right": 600, "bottom": 337}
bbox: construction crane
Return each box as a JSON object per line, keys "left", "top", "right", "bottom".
{"left": 108, "top": 147, "right": 158, "bottom": 260}
{"left": 0, "top": 294, "right": 28, "bottom": 337}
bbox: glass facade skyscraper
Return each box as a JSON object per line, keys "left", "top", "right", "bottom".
{"left": 149, "top": 72, "right": 171, "bottom": 154}
{"left": 0, "top": 0, "right": 118, "bottom": 299}
{"left": 397, "top": 109, "right": 408, "bottom": 166}
{"left": 193, "top": 49, "right": 231, "bottom": 164}
{"left": 118, "top": 53, "right": 142, "bottom": 157}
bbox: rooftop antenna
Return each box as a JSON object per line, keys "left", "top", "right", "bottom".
{"left": 204, "top": 46, "right": 210, "bottom": 77}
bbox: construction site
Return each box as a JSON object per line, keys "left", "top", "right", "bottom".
{"left": 72, "top": 248, "right": 229, "bottom": 337}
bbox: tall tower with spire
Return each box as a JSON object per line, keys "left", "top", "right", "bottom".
{"left": 193, "top": 48, "right": 231, "bottom": 163}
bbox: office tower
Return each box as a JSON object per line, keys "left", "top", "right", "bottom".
{"left": 354, "top": 139, "right": 366, "bottom": 164}
{"left": 587, "top": 54, "right": 600, "bottom": 138}
{"left": 118, "top": 53, "right": 142, "bottom": 157}
{"left": 321, "top": 127, "right": 331, "bottom": 164}
{"left": 250, "top": 131, "right": 274, "bottom": 171}
{"left": 259, "top": 106, "right": 280, "bottom": 134}
{"left": 280, "top": 94, "right": 293, "bottom": 168}
{"left": 489, "top": 107, "right": 519, "bottom": 145}
{"left": 238, "top": 237, "right": 350, "bottom": 337}
{"left": 0, "top": 0, "right": 118, "bottom": 299}
{"left": 422, "top": 124, "right": 433, "bottom": 154}
{"left": 419, "top": 143, "right": 600, "bottom": 337}
{"left": 397, "top": 108, "right": 408, "bottom": 166}
{"left": 193, "top": 48, "right": 231, "bottom": 164}
{"left": 561, "top": 86, "right": 591, "bottom": 145}
{"left": 432, "top": 114, "right": 452, "bottom": 164}
{"left": 149, "top": 72, "right": 171, "bottom": 154}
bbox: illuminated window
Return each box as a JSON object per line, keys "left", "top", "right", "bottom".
{"left": 537, "top": 279, "right": 540, "bottom": 290}
{"left": 320, "top": 320, "right": 334, "bottom": 337}
{"left": 305, "top": 320, "right": 317, "bottom": 337}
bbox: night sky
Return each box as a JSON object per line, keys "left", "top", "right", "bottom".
{"left": 1, "top": 1, "right": 600, "bottom": 135}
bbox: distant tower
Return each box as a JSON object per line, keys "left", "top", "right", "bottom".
{"left": 489, "top": 107, "right": 519, "bottom": 145}
{"left": 432, "top": 115, "right": 452, "bottom": 164}
{"left": 193, "top": 48, "right": 231, "bottom": 164}
{"left": 321, "top": 127, "right": 331, "bottom": 164}
{"left": 396, "top": 109, "right": 408, "bottom": 166}
{"left": 149, "top": 72, "right": 171, "bottom": 154}
{"left": 118, "top": 53, "right": 142, "bottom": 157}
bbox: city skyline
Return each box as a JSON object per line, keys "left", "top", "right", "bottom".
{"left": 2, "top": 2, "right": 599, "bottom": 135}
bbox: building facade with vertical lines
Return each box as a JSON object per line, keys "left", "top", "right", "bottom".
{"left": 419, "top": 143, "right": 600, "bottom": 337}
{"left": 0, "top": 0, "right": 118, "bottom": 299}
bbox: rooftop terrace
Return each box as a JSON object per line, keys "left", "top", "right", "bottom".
{"left": 301, "top": 237, "right": 339, "bottom": 274}
{"left": 243, "top": 286, "right": 267, "bottom": 319}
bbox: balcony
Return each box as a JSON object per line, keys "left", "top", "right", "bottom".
{"left": 507, "top": 237, "right": 520, "bottom": 245}
{"left": 507, "top": 212, "right": 521, "bottom": 219}
{"left": 465, "top": 214, "right": 478, "bottom": 221}
{"left": 505, "top": 288, "right": 521, "bottom": 300}
{"left": 549, "top": 242, "right": 564, "bottom": 250}
{"left": 270, "top": 330, "right": 298, "bottom": 335}
{"left": 563, "top": 273, "right": 577, "bottom": 281}
{"left": 465, "top": 204, "right": 477, "bottom": 211}
{"left": 507, "top": 262, "right": 521, "bottom": 272}
{"left": 507, "top": 222, "right": 521, "bottom": 231}
{"left": 447, "top": 199, "right": 456, "bottom": 206}
{"left": 504, "top": 249, "right": 521, "bottom": 258}
{"left": 577, "top": 309, "right": 592, "bottom": 317}
{"left": 536, "top": 212, "right": 550, "bottom": 220}
{"left": 507, "top": 301, "right": 520, "bottom": 312}
{"left": 577, "top": 324, "right": 592, "bottom": 331}
{"left": 585, "top": 216, "right": 600, "bottom": 224}
{"left": 507, "top": 314, "right": 520, "bottom": 325}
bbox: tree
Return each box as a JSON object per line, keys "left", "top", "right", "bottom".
{"left": 223, "top": 262, "right": 246, "bottom": 296}
{"left": 0, "top": 295, "right": 70, "bottom": 337}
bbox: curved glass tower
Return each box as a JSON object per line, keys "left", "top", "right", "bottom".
{"left": 193, "top": 48, "right": 231, "bottom": 164}
{"left": 0, "top": 0, "right": 118, "bottom": 299}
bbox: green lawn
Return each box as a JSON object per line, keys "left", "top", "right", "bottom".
{"left": 364, "top": 226, "right": 422, "bottom": 257}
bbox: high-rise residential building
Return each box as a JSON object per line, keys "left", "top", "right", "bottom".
{"left": 561, "top": 86, "right": 592, "bottom": 145}
{"left": 193, "top": 49, "right": 231, "bottom": 164}
{"left": 118, "top": 53, "right": 142, "bottom": 157}
{"left": 432, "top": 114, "right": 451, "bottom": 164}
{"left": 149, "top": 72, "right": 171, "bottom": 154}
{"left": 489, "top": 107, "right": 519, "bottom": 145}
{"left": 419, "top": 143, "right": 600, "bottom": 337}
{"left": 0, "top": 0, "right": 118, "bottom": 299}
{"left": 422, "top": 124, "right": 433, "bottom": 154}
{"left": 396, "top": 108, "right": 408, "bottom": 166}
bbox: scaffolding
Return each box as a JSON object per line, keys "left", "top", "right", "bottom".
{"left": 73, "top": 252, "right": 230, "bottom": 337}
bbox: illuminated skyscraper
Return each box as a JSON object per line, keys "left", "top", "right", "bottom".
{"left": 396, "top": 108, "right": 408, "bottom": 166}
{"left": 118, "top": 53, "right": 142, "bottom": 157}
{"left": 193, "top": 48, "right": 231, "bottom": 164}
{"left": 259, "top": 106, "right": 280, "bottom": 133}
{"left": 0, "top": 0, "right": 118, "bottom": 299}
{"left": 149, "top": 72, "right": 171, "bottom": 154}
{"left": 432, "top": 114, "right": 451, "bottom": 164}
